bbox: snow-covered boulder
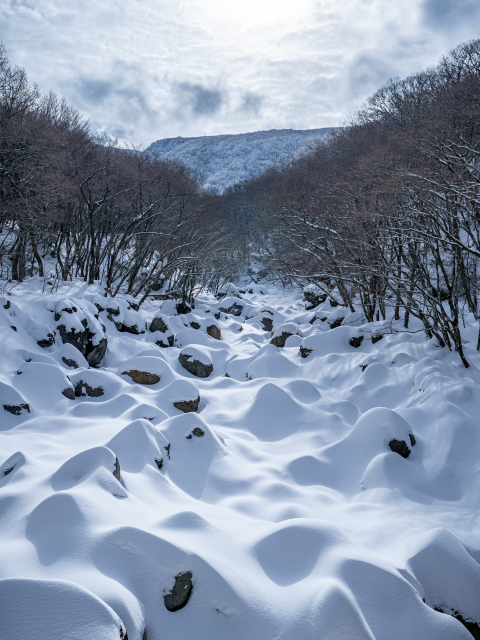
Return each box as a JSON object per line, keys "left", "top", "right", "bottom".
{"left": 327, "top": 306, "right": 348, "bottom": 328}
{"left": 303, "top": 283, "right": 327, "bottom": 309}
{"left": 0, "top": 381, "right": 30, "bottom": 415}
{"left": 117, "top": 356, "right": 174, "bottom": 386}
{"left": 179, "top": 345, "right": 213, "bottom": 378}
{"left": 162, "top": 379, "right": 200, "bottom": 413}
{"left": 270, "top": 322, "right": 303, "bottom": 347}
{"left": 55, "top": 303, "right": 107, "bottom": 366}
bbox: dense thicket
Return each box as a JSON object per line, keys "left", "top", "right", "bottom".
{"left": 0, "top": 45, "right": 240, "bottom": 302}
{"left": 227, "top": 39, "right": 480, "bottom": 367}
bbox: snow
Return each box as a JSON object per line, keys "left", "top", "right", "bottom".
{"left": 146, "top": 128, "right": 334, "bottom": 193}
{"left": 0, "top": 276, "right": 479, "bottom": 639}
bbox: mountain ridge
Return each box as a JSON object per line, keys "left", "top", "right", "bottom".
{"left": 146, "top": 127, "right": 334, "bottom": 193}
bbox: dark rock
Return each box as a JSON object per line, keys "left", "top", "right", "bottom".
{"left": 164, "top": 572, "right": 193, "bottom": 612}
{"left": 37, "top": 332, "right": 55, "bottom": 348}
{"left": 372, "top": 334, "right": 383, "bottom": 344}
{"left": 113, "top": 457, "right": 121, "bottom": 481}
{"left": 434, "top": 607, "right": 480, "bottom": 638}
{"left": 349, "top": 336, "right": 364, "bottom": 348}
{"left": 94, "top": 302, "right": 105, "bottom": 313}
{"left": 164, "top": 443, "right": 171, "bottom": 459}
{"left": 206, "top": 324, "right": 221, "bottom": 340}
{"left": 10, "top": 326, "right": 16, "bottom": 331}
{"left": 388, "top": 439, "right": 411, "bottom": 458}
{"left": 329, "top": 319, "right": 343, "bottom": 329}
{"left": 214, "top": 312, "right": 221, "bottom": 320}
{"left": 3, "top": 300, "right": 10, "bottom": 309}
{"left": 219, "top": 302, "right": 243, "bottom": 317}
{"left": 4, "top": 403, "right": 30, "bottom": 415}
{"left": 179, "top": 353, "right": 213, "bottom": 378}
{"left": 248, "top": 288, "right": 253, "bottom": 294}
{"left": 187, "top": 427, "right": 205, "bottom": 440}
{"left": 150, "top": 317, "right": 168, "bottom": 333}
{"left": 61, "top": 387, "right": 75, "bottom": 400}
{"left": 106, "top": 306, "right": 120, "bottom": 316}
{"left": 270, "top": 331, "right": 293, "bottom": 347}
{"left": 361, "top": 363, "right": 369, "bottom": 372}
{"left": 108, "top": 316, "right": 144, "bottom": 335}
{"left": 409, "top": 433, "right": 416, "bottom": 446}
{"left": 300, "top": 347, "right": 312, "bottom": 359}
{"left": 54, "top": 306, "right": 77, "bottom": 322}
{"left": 190, "top": 321, "right": 200, "bottom": 330}
{"left": 74, "top": 381, "right": 104, "bottom": 398}
{"left": 304, "top": 289, "right": 327, "bottom": 309}
{"left": 57, "top": 324, "right": 107, "bottom": 367}
{"left": 86, "top": 338, "right": 108, "bottom": 367}
{"left": 330, "top": 299, "right": 340, "bottom": 307}
{"left": 176, "top": 300, "right": 192, "bottom": 315}
{"left": 174, "top": 396, "right": 200, "bottom": 413}
{"left": 261, "top": 316, "right": 273, "bottom": 332}
{"left": 156, "top": 335, "right": 174, "bottom": 348}
{"left": 155, "top": 458, "right": 163, "bottom": 470}
{"left": 129, "top": 302, "right": 140, "bottom": 311}
{"left": 62, "top": 356, "right": 79, "bottom": 369}
{"left": 122, "top": 370, "right": 160, "bottom": 385}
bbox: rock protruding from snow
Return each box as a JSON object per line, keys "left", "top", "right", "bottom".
{"left": 303, "top": 283, "right": 327, "bottom": 310}
{"left": 0, "top": 381, "right": 30, "bottom": 415}
{"left": 55, "top": 302, "right": 107, "bottom": 366}
{"left": 270, "top": 323, "right": 302, "bottom": 347}
{"left": 179, "top": 346, "right": 213, "bottom": 378}
{"left": 162, "top": 379, "right": 201, "bottom": 413}
{"left": 164, "top": 571, "right": 193, "bottom": 611}
{"left": 117, "top": 356, "right": 174, "bottom": 387}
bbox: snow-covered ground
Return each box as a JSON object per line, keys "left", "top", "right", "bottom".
{"left": 1, "top": 278, "right": 480, "bottom": 639}
{"left": 146, "top": 128, "right": 334, "bottom": 193}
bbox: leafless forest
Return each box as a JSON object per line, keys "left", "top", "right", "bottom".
{"left": 2, "top": 40, "right": 480, "bottom": 366}
{"left": 225, "top": 39, "right": 480, "bottom": 367}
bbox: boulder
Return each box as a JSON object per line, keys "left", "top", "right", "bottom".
{"left": 389, "top": 433, "right": 416, "bottom": 458}
{"left": 0, "top": 382, "right": 30, "bottom": 416}
{"left": 164, "top": 572, "right": 193, "bottom": 612}
{"left": 74, "top": 380, "right": 105, "bottom": 398}
{"left": 56, "top": 306, "right": 107, "bottom": 367}
{"left": 179, "top": 346, "right": 213, "bottom": 378}
{"left": 300, "top": 347, "right": 313, "bottom": 359}
{"left": 303, "top": 284, "right": 327, "bottom": 309}
{"left": 206, "top": 323, "right": 221, "bottom": 340}
{"left": 156, "top": 335, "right": 174, "bottom": 348}
{"left": 270, "top": 331, "right": 293, "bottom": 347}
{"left": 174, "top": 397, "right": 200, "bottom": 413}
{"left": 349, "top": 335, "right": 364, "bottom": 348}
{"left": 121, "top": 370, "right": 160, "bottom": 385}
{"left": 261, "top": 316, "right": 273, "bottom": 332}
{"left": 372, "top": 334, "right": 383, "bottom": 344}
{"left": 62, "top": 357, "right": 79, "bottom": 369}
{"left": 186, "top": 427, "right": 204, "bottom": 438}
{"left": 150, "top": 315, "right": 169, "bottom": 333}
{"left": 61, "top": 387, "right": 75, "bottom": 400}
{"left": 176, "top": 300, "right": 192, "bottom": 315}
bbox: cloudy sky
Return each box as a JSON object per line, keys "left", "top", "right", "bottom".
{"left": 1, "top": 0, "right": 479, "bottom": 145}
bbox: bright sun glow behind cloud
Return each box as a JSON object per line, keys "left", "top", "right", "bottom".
{"left": 203, "top": 0, "right": 315, "bottom": 27}
{"left": 1, "top": 0, "right": 480, "bottom": 144}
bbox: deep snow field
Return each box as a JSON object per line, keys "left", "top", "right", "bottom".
{"left": 1, "top": 278, "right": 480, "bottom": 639}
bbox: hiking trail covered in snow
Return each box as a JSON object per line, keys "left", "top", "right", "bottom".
{"left": 1, "top": 278, "right": 480, "bottom": 639}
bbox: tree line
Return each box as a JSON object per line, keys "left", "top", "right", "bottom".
{"left": 0, "top": 44, "right": 241, "bottom": 302}
{"left": 226, "top": 39, "right": 480, "bottom": 367}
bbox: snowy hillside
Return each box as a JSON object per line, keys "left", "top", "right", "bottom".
{"left": 146, "top": 128, "right": 334, "bottom": 193}
{"left": 1, "top": 278, "right": 480, "bottom": 639}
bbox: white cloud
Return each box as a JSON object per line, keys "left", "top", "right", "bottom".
{"left": 1, "top": 0, "right": 479, "bottom": 144}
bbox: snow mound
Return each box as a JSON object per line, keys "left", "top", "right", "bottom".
{"left": 0, "top": 279, "right": 479, "bottom": 639}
